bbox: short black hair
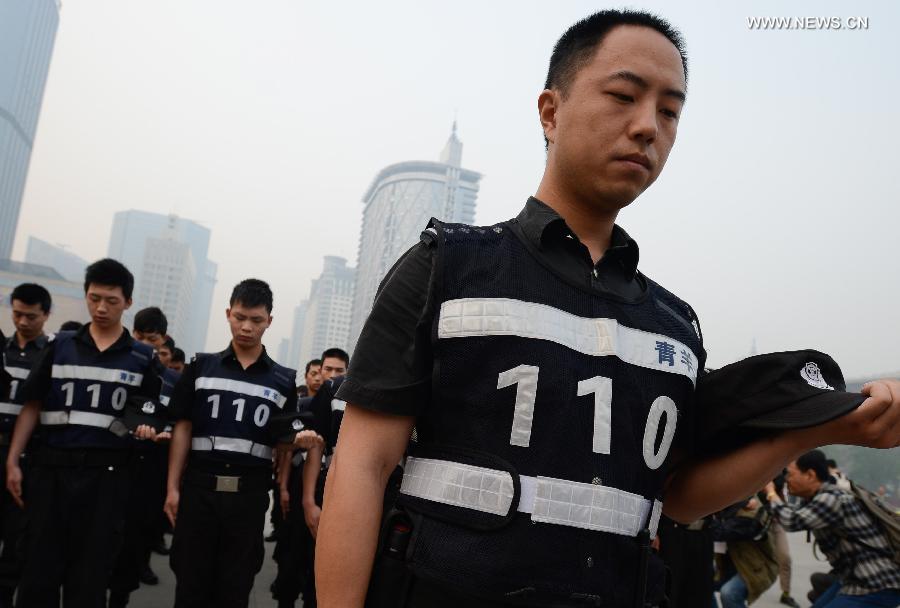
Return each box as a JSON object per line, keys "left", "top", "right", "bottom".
{"left": 320, "top": 348, "right": 349, "bottom": 367}
{"left": 133, "top": 307, "right": 168, "bottom": 335}
{"left": 84, "top": 258, "right": 135, "bottom": 300}
{"left": 162, "top": 336, "right": 175, "bottom": 351}
{"left": 10, "top": 283, "right": 52, "bottom": 313}
{"left": 796, "top": 450, "right": 831, "bottom": 483}
{"left": 826, "top": 459, "right": 838, "bottom": 469}
{"left": 230, "top": 278, "right": 273, "bottom": 313}
{"left": 171, "top": 347, "right": 186, "bottom": 364}
{"left": 59, "top": 320, "right": 83, "bottom": 331}
{"left": 305, "top": 358, "right": 322, "bottom": 374}
{"left": 544, "top": 10, "right": 688, "bottom": 149}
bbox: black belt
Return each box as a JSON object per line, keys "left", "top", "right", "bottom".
{"left": 34, "top": 447, "right": 131, "bottom": 468}
{"left": 183, "top": 467, "right": 271, "bottom": 494}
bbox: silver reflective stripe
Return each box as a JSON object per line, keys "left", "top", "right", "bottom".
{"left": 5, "top": 366, "right": 29, "bottom": 380}
{"left": 191, "top": 436, "right": 273, "bottom": 460}
{"left": 159, "top": 395, "right": 171, "bottom": 406}
{"left": 401, "top": 456, "right": 515, "bottom": 517}
{"left": 648, "top": 499, "right": 663, "bottom": 538}
{"left": 528, "top": 475, "right": 651, "bottom": 537}
{"left": 331, "top": 399, "right": 346, "bottom": 412}
{"left": 400, "top": 458, "right": 655, "bottom": 538}
{"left": 438, "top": 298, "right": 698, "bottom": 385}
{"left": 51, "top": 364, "right": 143, "bottom": 386}
{"left": 40, "top": 410, "right": 116, "bottom": 428}
{"left": 195, "top": 377, "right": 286, "bottom": 409}
{"left": 0, "top": 402, "right": 23, "bottom": 415}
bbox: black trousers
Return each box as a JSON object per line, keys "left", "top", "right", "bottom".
{"left": 16, "top": 460, "right": 128, "bottom": 608}
{"left": 170, "top": 481, "right": 268, "bottom": 608}
{"left": 108, "top": 446, "right": 167, "bottom": 598}
{"left": 0, "top": 447, "right": 28, "bottom": 604}
{"left": 272, "top": 465, "right": 313, "bottom": 605}
{"left": 657, "top": 522, "right": 714, "bottom": 608}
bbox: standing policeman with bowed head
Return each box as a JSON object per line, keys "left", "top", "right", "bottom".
{"left": 5, "top": 259, "right": 161, "bottom": 608}
{"left": 315, "top": 10, "right": 900, "bottom": 608}
{"left": 164, "top": 278, "right": 321, "bottom": 608}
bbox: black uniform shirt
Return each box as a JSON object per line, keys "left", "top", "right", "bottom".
{"left": 337, "top": 196, "right": 685, "bottom": 417}
{"left": 4, "top": 333, "right": 51, "bottom": 371}
{"left": 168, "top": 343, "right": 299, "bottom": 422}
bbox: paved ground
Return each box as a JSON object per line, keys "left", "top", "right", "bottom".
{"left": 129, "top": 512, "right": 828, "bottom": 608}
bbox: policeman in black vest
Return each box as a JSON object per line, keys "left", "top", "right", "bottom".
{"left": 164, "top": 279, "right": 322, "bottom": 608}
{"left": 0, "top": 284, "right": 53, "bottom": 607}
{"left": 108, "top": 306, "right": 175, "bottom": 607}
{"left": 5, "top": 259, "right": 162, "bottom": 608}
{"left": 315, "top": 10, "right": 900, "bottom": 608}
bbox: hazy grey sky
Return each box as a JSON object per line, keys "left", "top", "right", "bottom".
{"left": 14, "top": 0, "right": 900, "bottom": 378}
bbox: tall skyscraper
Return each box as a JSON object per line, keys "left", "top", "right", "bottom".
{"left": 287, "top": 299, "right": 309, "bottom": 370}
{"left": 0, "top": 0, "right": 60, "bottom": 260}
{"left": 297, "top": 256, "right": 355, "bottom": 366}
{"left": 107, "top": 210, "right": 217, "bottom": 356}
{"left": 24, "top": 236, "right": 87, "bottom": 282}
{"left": 348, "top": 123, "right": 481, "bottom": 349}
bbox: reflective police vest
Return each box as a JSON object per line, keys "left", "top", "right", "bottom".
{"left": 189, "top": 352, "right": 296, "bottom": 466}
{"left": 159, "top": 367, "right": 180, "bottom": 432}
{"left": 0, "top": 335, "right": 49, "bottom": 428}
{"left": 397, "top": 220, "right": 704, "bottom": 606}
{"left": 41, "top": 331, "right": 155, "bottom": 448}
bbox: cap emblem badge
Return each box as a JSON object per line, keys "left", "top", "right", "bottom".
{"left": 801, "top": 362, "right": 834, "bottom": 391}
{"left": 142, "top": 401, "right": 156, "bottom": 414}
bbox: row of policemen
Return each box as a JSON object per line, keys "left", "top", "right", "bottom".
{"left": 0, "top": 265, "right": 319, "bottom": 608}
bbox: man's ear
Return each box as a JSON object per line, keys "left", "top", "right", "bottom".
{"left": 538, "top": 88, "right": 560, "bottom": 146}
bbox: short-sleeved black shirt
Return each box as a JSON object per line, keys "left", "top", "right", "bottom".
{"left": 335, "top": 197, "right": 694, "bottom": 417}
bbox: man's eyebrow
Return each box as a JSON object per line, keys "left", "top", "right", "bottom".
{"left": 604, "top": 70, "right": 686, "bottom": 103}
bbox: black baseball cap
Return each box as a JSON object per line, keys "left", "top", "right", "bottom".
{"left": 269, "top": 410, "right": 314, "bottom": 444}
{"left": 696, "top": 350, "right": 867, "bottom": 446}
{"left": 109, "top": 396, "right": 169, "bottom": 437}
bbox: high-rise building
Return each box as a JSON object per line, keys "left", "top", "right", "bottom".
{"left": 348, "top": 123, "right": 481, "bottom": 350}
{"left": 0, "top": 0, "right": 60, "bottom": 259}
{"left": 287, "top": 299, "right": 309, "bottom": 370}
{"left": 297, "top": 256, "right": 355, "bottom": 366}
{"left": 107, "top": 211, "right": 217, "bottom": 356}
{"left": 276, "top": 338, "right": 291, "bottom": 368}
{"left": 134, "top": 235, "right": 195, "bottom": 348}
{"left": 24, "top": 236, "right": 87, "bottom": 282}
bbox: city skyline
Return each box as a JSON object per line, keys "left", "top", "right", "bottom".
{"left": 7, "top": 1, "right": 900, "bottom": 378}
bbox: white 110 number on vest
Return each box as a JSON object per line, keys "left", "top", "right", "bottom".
{"left": 497, "top": 365, "right": 677, "bottom": 470}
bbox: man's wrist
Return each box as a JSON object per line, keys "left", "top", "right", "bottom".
{"left": 766, "top": 492, "right": 780, "bottom": 502}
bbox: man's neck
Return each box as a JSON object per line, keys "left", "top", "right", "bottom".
{"left": 308, "top": 388, "right": 318, "bottom": 398}
{"left": 231, "top": 340, "right": 263, "bottom": 370}
{"left": 534, "top": 180, "right": 619, "bottom": 265}
{"left": 89, "top": 323, "right": 123, "bottom": 352}
{"left": 15, "top": 332, "right": 41, "bottom": 349}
